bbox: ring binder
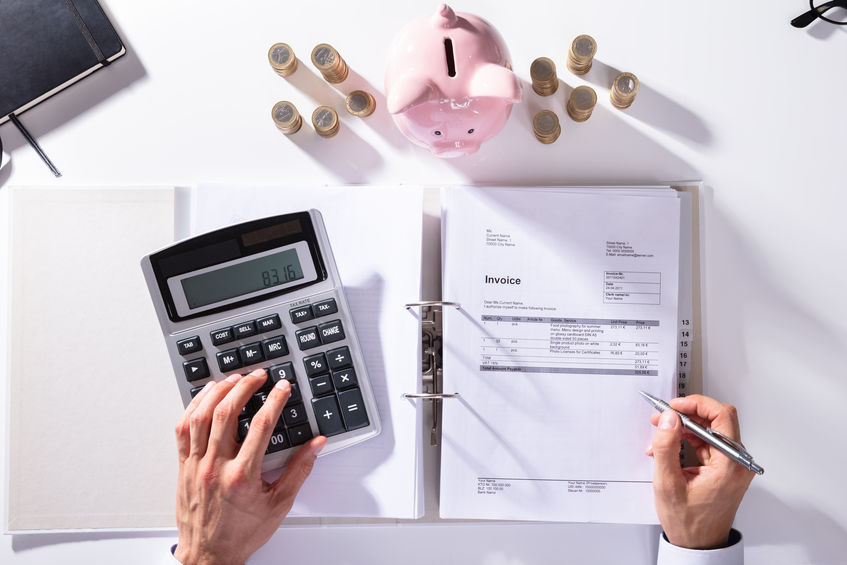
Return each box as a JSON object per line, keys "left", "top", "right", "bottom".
{"left": 404, "top": 301, "right": 460, "bottom": 445}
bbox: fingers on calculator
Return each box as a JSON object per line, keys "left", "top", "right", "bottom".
{"left": 237, "top": 372, "right": 293, "bottom": 472}
{"left": 207, "top": 370, "right": 270, "bottom": 455}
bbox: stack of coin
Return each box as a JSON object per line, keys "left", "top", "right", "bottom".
{"left": 532, "top": 110, "right": 561, "bottom": 144}
{"left": 268, "top": 43, "right": 297, "bottom": 77}
{"left": 311, "top": 43, "right": 349, "bottom": 84}
{"left": 312, "top": 106, "right": 340, "bottom": 138}
{"left": 345, "top": 90, "right": 376, "bottom": 117}
{"left": 530, "top": 57, "right": 558, "bottom": 96}
{"left": 610, "top": 72, "right": 639, "bottom": 109}
{"left": 566, "top": 35, "right": 597, "bottom": 75}
{"left": 566, "top": 85, "right": 597, "bottom": 122}
{"left": 271, "top": 101, "right": 302, "bottom": 135}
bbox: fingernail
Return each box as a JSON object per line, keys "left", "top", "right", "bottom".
{"left": 274, "top": 379, "right": 291, "bottom": 392}
{"left": 251, "top": 368, "right": 267, "bottom": 377}
{"left": 659, "top": 410, "right": 677, "bottom": 430}
{"left": 311, "top": 438, "right": 326, "bottom": 456}
{"left": 225, "top": 373, "right": 242, "bottom": 383}
{"left": 203, "top": 380, "right": 215, "bottom": 390}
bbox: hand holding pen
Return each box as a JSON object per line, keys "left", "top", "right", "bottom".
{"left": 645, "top": 394, "right": 757, "bottom": 550}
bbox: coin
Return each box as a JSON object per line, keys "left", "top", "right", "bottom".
{"left": 312, "top": 105, "right": 340, "bottom": 137}
{"left": 268, "top": 43, "right": 297, "bottom": 77}
{"left": 311, "top": 43, "right": 349, "bottom": 84}
{"left": 271, "top": 101, "right": 302, "bottom": 135}
{"left": 530, "top": 57, "right": 558, "bottom": 96}
{"left": 566, "top": 85, "right": 597, "bottom": 122}
{"left": 345, "top": 90, "right": 375, "bottom": 117}
{"left": 567, "top": 34, "right": 597, "bottom": 75}
{"left": 533, "top": 110, "right": 561, "bottom": 144}
{"left": 610, "top": 72, "right": 639, "bottom": 109}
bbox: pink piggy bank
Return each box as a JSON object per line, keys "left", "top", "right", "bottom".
{"left": 385, "top": 4, "right": 522, "bottom": 158}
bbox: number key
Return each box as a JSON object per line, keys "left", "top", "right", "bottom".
{"left": 282, "top": 403, "right": 308, "bottom": 426}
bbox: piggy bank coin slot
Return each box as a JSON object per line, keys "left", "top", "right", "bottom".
{"left": 444, "top": 38, "right": 456, "bottom": 77}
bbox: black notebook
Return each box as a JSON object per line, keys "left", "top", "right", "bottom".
{"left": 0, "top": 0, "right": 125, "bottom": 125}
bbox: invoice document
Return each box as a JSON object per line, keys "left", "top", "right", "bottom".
{"left": 439, "top": 186, "right": 681, "bottom": 523}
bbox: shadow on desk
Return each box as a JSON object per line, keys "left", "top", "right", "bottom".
{"left": 441, "top": 81, "right": 701, "bottom": 185}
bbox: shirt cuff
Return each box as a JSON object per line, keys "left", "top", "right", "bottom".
{"left": 657, "top": 529, "right": 744, "bottom": 565}
{"left": 168, "top": 543, "right": 182, "bottom": 564}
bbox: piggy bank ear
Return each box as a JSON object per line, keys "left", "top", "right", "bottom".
{"left": 387, "top": 75, "right": 443, "bottom": 114}
{"left": 469, "top": 64, "right": 522, "bottom": 102}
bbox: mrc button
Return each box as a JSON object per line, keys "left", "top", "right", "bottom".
{"left": 318, "top": 320, "right": 345, "bottom": 344}
{"left": 289, "top": 305, "right": 314, "bottom": 324}
{"left": 176, "top": 336, "right": 202, "bottom": 355}
{"left": 295, "top": 326, "right": 321, "bottom": 350}
{"left": 312, "top": 298, "right": 338, "bottom": 317}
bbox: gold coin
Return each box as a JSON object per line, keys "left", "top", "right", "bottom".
{"left": 271, "top": 101, "right": 302, "bottom": 135}
{"left": 312, "top": 106, "right": 340, "bottom": 138}
{"left": 533, "top": 110, "right": 561, "bottom": 144}
{"left": 566, "top": 85, "right": 597, "bottom": 122}
{"left": 530, "top": 57, "right": 558, "bottom": 96}
{"left": 345, "top": 90, "right": 376, "bottom": 117}
{"left": 567, "top": 34, "right": 597, "bottom": 75}
{"left": 311, "top": 43, "right": 349, "bottom": 84}
{"left": 268, "top": 43, "right": 297, "bottom": 77}
{"left": 610, "top": 72, "right": 639, "bottom": 109}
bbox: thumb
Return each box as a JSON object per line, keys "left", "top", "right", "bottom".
{"left": 651, "top": 410, "right": 685, "bottom": 486}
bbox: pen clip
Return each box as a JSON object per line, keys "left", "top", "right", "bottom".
{"left": 707, "top": 428, "right": 752, "bottom": 460}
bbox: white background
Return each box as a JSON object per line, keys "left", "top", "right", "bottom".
{"left": 2, "top": 1, "right": 846, "bottom": 563}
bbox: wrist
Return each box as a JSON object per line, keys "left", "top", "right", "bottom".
{"left": 663, "top": 527, "right": 733, "bottom": 550}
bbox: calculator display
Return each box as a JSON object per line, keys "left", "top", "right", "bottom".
{"left": 181, "top": 248, "right": 305, "bottom": 308}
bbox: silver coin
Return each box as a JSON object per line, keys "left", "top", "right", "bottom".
{"left": 313, "top": 46, "right": 335, "bottom": 67}
{"left": 271, "top": 45, "right": 291, "bottom": 66}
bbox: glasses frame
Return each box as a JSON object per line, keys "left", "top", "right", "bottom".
{"left": 791, "top": 0, "right": 847, "bottom": 27}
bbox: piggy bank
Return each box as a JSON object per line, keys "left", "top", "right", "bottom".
{"left": 385, "top": 4, "right": 522, "bottom": 158}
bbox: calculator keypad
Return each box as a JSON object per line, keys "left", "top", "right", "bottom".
{"left": 179, "top": 296, "right": 371, "bottom": 459}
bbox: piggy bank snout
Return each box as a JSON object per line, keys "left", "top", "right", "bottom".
{"left": 433, "top": 139, "right": 478, "bottom": 158}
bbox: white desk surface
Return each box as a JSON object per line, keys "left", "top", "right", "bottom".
{"left": 2, "top": 1, "right": 846, "bottom": 563}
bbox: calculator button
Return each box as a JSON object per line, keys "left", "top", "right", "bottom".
{"left": 183, "top": 358, "right": 210, "bottom": 382}
{"left": 216, "top": 349, "right": 241, "bottom": 372}
{"left": 288, "top": 382, "right": 302, "bottom": 403}
{"left": 239, "top": 342, "right": 264, "bottom": 365}
{"left": 211, "top": 327, "right": 234, "bottom": 345}
{"left": 338, "top": 388, "right": 370, "bottom": 430}
{"left": 289, "top": 305, "right": 314, "bottom": 324}
{"left": 326, "top": 346, "right": 352, "bottom": 370}
{"left": 303, "top": 353, "right": 328, "bottom": 377}
{"left": 288, "top": 423, "right": 313, "bottom": 446}
{"left": 295, "top": 327, "right": 321, "bottom": 350}
{"left": 268, "top": 362, "right": 296, "bottom": 383}
{"left": 331, "top": 367, "right": 358, "bottom": 391}
{"left": 240, "top": 401, "right": 254, "bottom": 418}
{"left": 282, "top": 403, "right": 308, "bottom": 426}
{"left": 177, "top": 336, "right": 203, "bottom": 355}
{"left": 318, "top": 320, "right": 345, "bottom": 344}
{"left": 256, "top": 314, "right": 282, "bottom": 333}
{"left": 309, "top": 374, "right": 334, "bottom": 397}
{"left": 266, "top": 429, "right": 291, "bottom": 453}
{"left": 234, "top": 321, "right": 257, "bottom": 339}
{"left": 312, "top": 396, "right": 346, "bottom": 437}
{"left": 190, "top": 385, "right": 205, "bottom": 398}
{"left": 261, "top": 335, "right": 288, "bottom": 359}
{"left": 237, "top": 418, "right": 251, "bottom": 442}
{"left": 252, "top": 391, "right": 270, "bottom": 412}
{"left": 312, "top": 298, "right": 338, "bottom": 318}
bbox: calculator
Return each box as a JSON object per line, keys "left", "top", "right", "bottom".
{"left": 141, "top": 211, "right": 381, "bottom": 471}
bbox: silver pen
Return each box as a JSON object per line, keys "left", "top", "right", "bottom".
{"left": 639, "top": 390, "right": 764, "bottom": 475}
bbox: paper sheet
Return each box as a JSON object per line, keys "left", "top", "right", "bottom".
{"left": 439, "top": 186, "right": 680, "bottom": 523}
{"left": 5, "top": 187, "right": 179, "bottom": 531}
{"left": 193, "top": 185, "right": 424, "bottom": 519}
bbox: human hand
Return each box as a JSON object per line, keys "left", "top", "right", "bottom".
{"left": 647, "top": 394, "right": 755, "bottom": 550}
{"left": 174, "top": 369, "right": 327, "bottom": 565}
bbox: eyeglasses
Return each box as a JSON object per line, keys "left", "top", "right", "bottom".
{"left": 791, "top": 0, "right": 847, "bottom": 27}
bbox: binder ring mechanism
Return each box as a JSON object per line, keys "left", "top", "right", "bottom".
{"left": 404, "top": 300, "right": 460, "bottom": 445}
